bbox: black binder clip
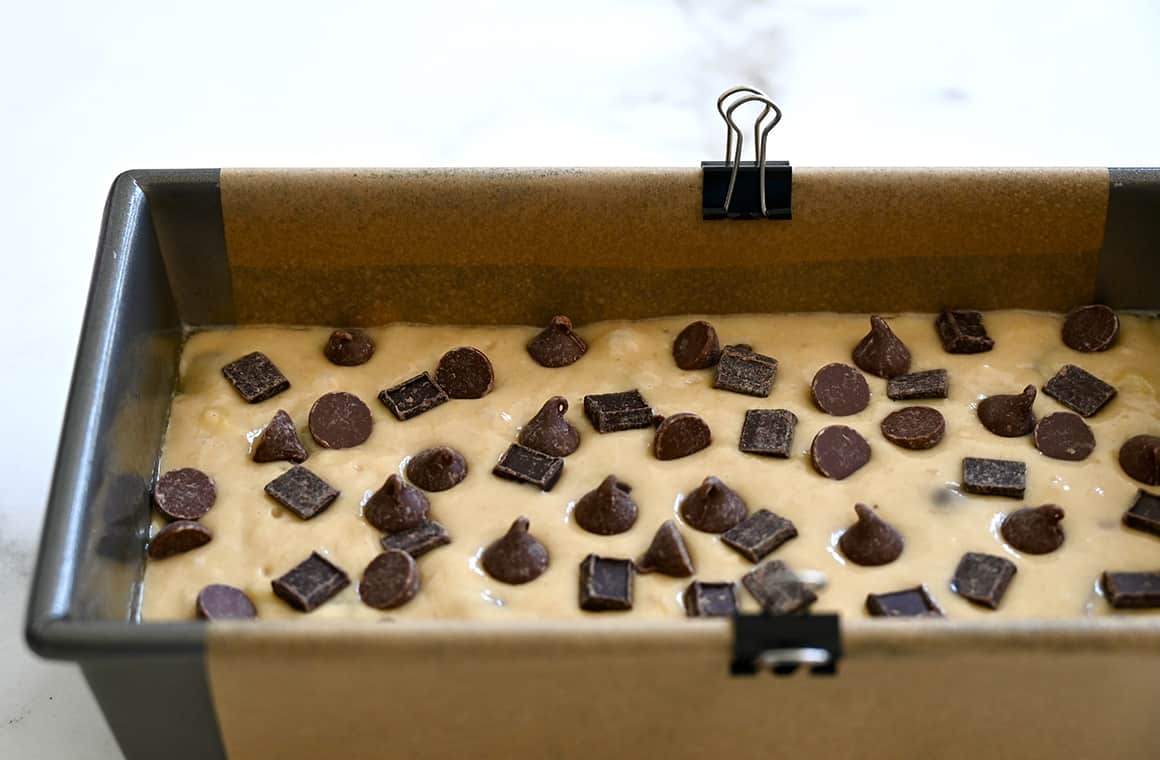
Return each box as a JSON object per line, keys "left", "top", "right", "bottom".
{"left": 731, "top": 613, "right": 842, "bottom": 677}
{"left": 702, "top": 85, "right": 792, "bottom": 220}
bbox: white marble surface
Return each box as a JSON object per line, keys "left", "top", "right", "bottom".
{"left": 2, "top": 1, "right": 1158, "bottom": 757}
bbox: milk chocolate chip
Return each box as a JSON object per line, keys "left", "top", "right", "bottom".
{"left": 810, "top": 425, "right": 872, "bottom": 480}
{"left": 838, "top": 503, "right": 903, "bottom": 566}
{"left": 154, "top": 468, "right": 216, "bottom": 521}
{"left": 573, "top": 475, "right": 638, "bottom": 535}
{"left": 852, "top": 315, "right": 912, "bottom": 378}
{"left": 1062, "top": 304, "right": 1119, "bottom": 353}
{"left": 1001, "top": 505, "right": 1065, "bottom": 554}
{"left": 977, "top": 385, "right": 1037, "bottom": 437}
{"left": 308, "top": 391, "right": 373, "bottom": 449}
{"left": 405, "top": 446, "right": 468, "bottom": 492}
{"left": 435, "top": 347, "right": 495, "bottom": 399}
{"left": 358, "top": 550, "right": 420, "bottom": 610}
{"left": 653, "top": 413, "right": 712, "bottom": 460}
{"left": 324, "top": 328, "right": 375, "bottom": 366}
{"left": 673, "top": 320, "right": 721, "bottom": 370}
{"left": 481, "top": 516, "right": 550, "bottom": 584}
{"left": 363, "top": 474, "right": 431, "bottom": 532}
{"left": 811, "top": 363, "right": 870, "bottom": 416}
{"left": 252, "top": 410, "right": 308, "bottom": 464}
{"left": 636, "top": 520, "right": 695, "bottom": 577}
{"left": 679, "top": 476, "right": 748, "bottom": 533}
{"left": 518, "top": 396, "right": 581, "bottom": 457}
{"left": 1034, "top": 412, "right": 1095, "bottom": 461}
{"left": 1118, "top": 434, "right": 1160, "bottom": 486}
{"left": 527, "top": 315, "right": 587, "bottom": 368}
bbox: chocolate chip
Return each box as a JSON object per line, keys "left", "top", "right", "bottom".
{"left": 435, "top": 346, "right": 495, "bottom": 399}
{"left": 527, "top": 315, "right": 587, "bottom": 368}
{"left": 679, "top": 476, "right": 748, "bottom": 533}
{"left": 324, "top": 328, "right": 375, "bottom": 366}
{"left": 1001, "top": 505, "right": 1065, "bottom": 554}
{"left": 683, "top": 581, "right": 738, "bottom": 617}
{"left": 653, "top": 413, "right": 712, "bottom": 460}
{"left": 364, "top": 474, "right": 431, "bottom": 532}
{"left": 721, "top": 509, "right": 798, "bottom": 563}
{"left": 252, "top": 410, "right": 308, "bottom": 463}
{"left": 811, "top": 363, "right": 870, "bottom": 416}
{"left": 406, "top": 446, "right": 468, "bottom": 492}
{"left": 381, "top": 520, "right": 451, "bottom": 558}
{"left": 1123, "top": 490, "right": 1160, "bottom": 538}
{"left": 636, "top": 520, "right": 694, "bottom": 577}
{"left": 962, "top": 457, "right": 1026, "bottom": 498}
{"left": 714, "top": 344, "right": 778, "bottom": 397}
{"left": 976, "top": 384, "right": 1036, "bottom": 438}
{"left": 738, "top": 409, "right": 797, "bottom": 458}
{"left": 583, "top": 389, "right": 654, "bottom": 433}
{"left": 880, "top": 406, "right": 945, "bottom": 450}
{"left": 492, "top": 443, "right": 564, "bottom": 491}
{"left": 579, "top": 554, "right": 634, "bottom": 611}
{"left": 1118, "top": 435, "right": 1160, "bottom": 485}
{"left": 147, "top": 520, "right": 212, "bottom": 559}
{"left": 1101, "top": 571, "right": 1160, "bottom": 609}
{"left": 308, "top": 391, "right": 373, "bottom": 449}
{"left": 1062, "top": 304, "right": 1119, "bottom": 353}
{"left": 936, "top": 310, "right": 994, "bottom": 354}
{"left": 378, "top": 372, "right": 449, "bottom": 421}
{"left": 951, "top": 552, "right": 1017, "bottom": 609}
{"left": 264, "top": 465, "right": 340, "bottom": 520}
{"left": 839, "top": 504, "right": 903, "bottom": 566}
{"left": 866, "top": 586, "right": 943, "bottom": 617}
{"left": 574, "top": 475, "right": 638, "bottom": 535}
{"left": 1034, "top": 412, "right": 1095, "bottom": 461}
{"left": 673, "top": 320, "right": 721, "bottom": 369}
{"left": 742, "top": 560, "right": 818, "bottom": 615}
{"left": 1043, "top": 364, "right": 1117, "bottom": 418}
{"left": 271, "top": 552, "right": 351, "bottom": 612}
{"left": 852, "top": 315, "right": 912, "bottom": 378}
{"left": 221, "top": 351, "right": 290, "bottom": 403}
{"left": 196, "top": 584, "right": 257, "bottom": 620}
{"left": 481, "top": 516, "right": 550, "bottom": 584}
{"left": 358, "top": 550, "right": 420, "bottom": 610}
{"left": 887, "top": 369, "right": 949, "bottom": 400}
{"left": 154, "top": 468, "right": 217, "bottom": 521}
{"left": 810, "top": 425, "right": 872, "bottom": 480}
{"left": 518, "top": 396, "right": 581, "bottom": 457}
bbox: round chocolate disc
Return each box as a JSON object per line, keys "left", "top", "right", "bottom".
{"left": 672, "top": 321, "right": 721, "bottom": 370}
{"left": 435, "top": 346, "right": 495, "bottom": 399}
{"left": 1034, "top": 412, "right": 1095, "bottom": 461}
{"left": 1118, "top": 434, "right": 1160, "bottom": 486}
{"left": 196, "top": 584, "right": 257, "bottom": 620}
{"left": 308, "top": 391, "right": 373, "bottom": 449}
{"left": 811, "top": 363, "right": 871, "bottom": 416}
{"left": 406, "top": 446, "right": 468, "bottom": 491}
{"left": 147, "top": 520, "right": 212, "bottom": 559}
{"left": 324, "top": 328, "right": 376, "bottom": 366}
{"left": 1001, "top": 505, "right": 1065, "bottom": 554}
{"left": 1062, "top": 304, "right": 1119, "bottom": 353}
{"left": 880, "top": 407, "right": 945, "bottom": 450}
{"left": 154, "top": 468, "right": 217, "bottom": 521}
{"left": 358, "top": 550, "right": 420, "bottom": 610}
{"left": 810, "top": 425, "right": 871, "bottom": 480}
{"left": 653, "top": 413, "right": 712, "bottom": 460}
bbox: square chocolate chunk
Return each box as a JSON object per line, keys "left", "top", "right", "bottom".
{"left": 381, "top": 520, "right": 451, "bottom": 558}
{"left": 1042, "top": 364, "right": 1117, "bottom": 418}
{"left": 221, "top": 351, "right": 290, "bottom": 403}
{"left": 264, "top": 465, "right": 340, "bottom": 520}
{"left": 583, "top": 390, "right": 654, "bottom": 433}
{"left": 683, "top": 581, "right": 738, "bottom": 617}
{"left": 492, "top": 443, "right": 564, "bottom": 491}
{"left": 714, "top": 345, "right": 778, "bottom": 397}
{"left": 741, "top": 560, "right": 817, "bottom": 615}
{"left": 936, "top": 310, "right": 994, "bottom": 354}
{"left": 887, "top": 369, "right": 949, "bottom": 400}
{"left": 961, "top": 457, "right": 1026, "bottom": 498}
{"left": 379, "top": 372, "right": 449, "bottom": 421}
{"left": 738, "top": 409, "right": 797, "bottom": 458}
{"left": 1123, "top": 490, "right": 1160, "bottom": 539}
{"left": 271, "top": 552, "right": 350, "bottom": 612}
{"left": 721, "top": 509, "right": 798, "bottom": 563}
{"left": 579, "top": 554, "right": 634, "bottom": 611}
{"left": 951, "top": 552, "right": 1017, "bottom": 609}
{"left": 1101, "top": 571, "right": 1160, "bottom": 609}
{"left": 866, "top": 585, "right": 943, "bottom": 617}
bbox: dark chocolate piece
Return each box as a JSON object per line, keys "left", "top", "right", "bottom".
{"left": 583, "top": 389, "right": 654, "bottom": 433}
{"left": 838, "top": 504, "right": 903, "bottom": 566}
{"left": 679, "top": 476, "right": 748, "bottom": 533}
{"left": 880, "top": 406, "right": 945, "bottom": 450}
{"left": 1062, "top": 304, "right": 1119, "bottom": 353}
{"left": 153, "top": 468, "right": 217, "bottom": 521}
{"left": 811, "top": 363, "right": 870, "bottom": 416}
{"left": 1001, "top": 505, "right": 1065, "bottom": 554}
{"left": 961, "top": 457, "right": 1026, "bottom": 498}
{"left": 714, "top": 344, "right": 778, "bottom": 397}
{"left": 672, "top": 320, "right": 721, "bottom": 370}
{"left": 527, "top": 315, "right": 587, "bottom": 368}
{"left": 810, "top": 425, "right": 871, "bottom": 480}
{"left": 574, "top": 475, "right": 638, "bottom": 535}
{"left": 1123, "top": 490, "right": 1160, "bottom": 538}
{"left": 264, "top": 465, "right": 340, "bottom": 520}
{"left": 936, "top": 310, "right": 994, "bottom": 354}
{"left": 221, "top": 351, "right": 290, "bottom": 403}
{"left": 252, "top": 409, "right": 309, "bottom": 464}
{"left": 1034, "top": 412, "right": 1095, "bottom": 461}
{"left": 492, "top": 443, "right": 564, "bottom": 491}
{"left": 1101, "top": 571, "right": 1160, "bottom": 609}
{"left": 308, "top": 391, "right": 373, "bottom": 449}
{"left": 435, "top": 346, "right": 495, "bottom": 399}
{"left": 364, "top": 474, "right": 431, "bottom": 532}
{"left": 977, "top": 385, "right": 1037, "bottom": 437}
{"left": 653, "top": 413, "right": 712, "bottom": 460}
{"left": 381, "top": 520, "right": 451, "bottom": 558}
{"left": 518, "top": 396, "right": 581, "bottom": 457}
{"left": 324, "top": 328, "right": 375, "bottom": 366}
{"left": 683, "top": 581, "right": 738, "bottom": 617}
{"left": 378, "top": 372, "right": 449, "bottom": 421}
{"left": 406, "top": 446, "right": 468, "bottom": 492}
{"left": 271, "top": 551, "right": 351, "bottom": 612}
{"left": 196, "top": 584, "right": 257, "bottom": 620}
{"left": 721, "top": 509, "right": 798, "bottom": 563}
{"left": 1042, "top": 364, "right": 1116, "bottom": 418}
{"left": 147, "top": 520, "right": 212, "bottom": 559}
{"left": 742, "top": 560, "right": 817, "bottom": 615}
{"left": 951, "top": 552, "right": 1017, "bottom": 609}
{"left": 887, "top": 369, "right": 949, "bottom": 401}
{"left": 358, "top": 550, "right": 420, "bottom": 610}
{"left": 738, "top": 409, "right": 797, "bottom": 458}
{"left": 481, "top": 516, "right": 550, "bottom": 585}
{"left": 1118, "top": 435, "right": 1160, "bottom": 486}
{"left": 636, "top": 520, "right": 695, "bottom": 577}
{"left": 852, "top": 315, "right": 912, "bottom": 379}
{"left": 578, "top": 554, "right": 634, "bottom": 612}
{"left": 865, "top": 586, "right": 943, "bottom": 617}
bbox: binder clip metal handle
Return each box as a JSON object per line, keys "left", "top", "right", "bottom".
{"left": 703, "top": 85, "right": 792, "bottom": 220}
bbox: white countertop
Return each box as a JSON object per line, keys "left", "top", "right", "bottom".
{"left": 2, "top": 1, "right": 1158, "bottom": 756}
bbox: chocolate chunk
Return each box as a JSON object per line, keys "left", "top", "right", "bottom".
{"left": 364, "top": 474, "right": 431, "bottom": 532}
{"left": 721, "top": 509, "right": 798, "bottom": 563}
{"left": 1034, "top": 412, "right": 1095, "bottom": 461}
{"left": 196, "top": 584, "right": 257, "bottom": 620}
{"left": 936, "top": 310, "right": 994, "bottom": 354}
{"left": 583, "top": 389, "right": 654, "bottom": 433}
{"left": 961, "top": 457, "right": 1026, "bottom": 498}
{"left": 308, "top": 391, "right": 373, "bottom": 449}
{"left": 579, "top": 554, "right": 634, "bottom": 612}
{"left": 406, "top": 446, "right": 468, "bottom": 492}
{"left": 1123, "top": 490, "right": 1160, "bottom": 538}
{"left": 679, "top": 476, "right": 748, "bottom": 533}
{"left": 887, "top": 369, "right": 949, "bottom": 400}
{"left": 1042, "top": 364, "right": 1116, "bottom": 418}
{"left": 810, "top": 425, "right": 872, "bottom": 480}
{"left": 865, "top": 586, "right": 943, "bottom": 617}
{"left": 714, "top": 344, "right": 778, "bottom": 397}
{"left": 264, "top": 465, "right": 340, "bottom": 520}
{"left": 811, "top": 363, "right": 870, "bottom": 416}
{"left": 147, "top": 520, "right": 212, "bottom": 559}
{"left": 221, "top": 351, "right": 290, "bottom": 403}
{"left": 518, "top": 396, "right": 581, "bottom": 457}
{"left": 481, "top": 516, "right": 550, "bottom": 584}
{"left": 381, "top": 520, "right": 451, "bottom": 558}
{"left": 742, "top": 560, "right": 817, "bottom": 615}
{"left": 738, "top": 409, "right": 797, "bottom": 458}
{"left": 378, "top": 372, "right": 449, "bottom": 421}
{"left": 1062, "top": 304, "right": 1119, "bottom": 353}
{"left": 880, "top": 406, "right": 945, "bottom": 450}
{"left": 1118, "top": 435, "right": 1160, "bottom": 486}
{"left": 358, "top": 550, "right": 420, "bottom": 610}
{"left": 977, "top": 385, "right": 1037, "bottom": 438}
{"left": 435, "top": 346, "right": 495, "bottom": 399}
{"left": 683, "top": 581, "right": 738, "bottom": 617}
{"left": 839, "top": 504, "right": 903, "bottom": 566}
{"left": 852, "top": 315, "right": 912, "bottom": 378}
{"left": 636, "top": 520, "right": 695, "bottom": 577}
{"left": 1001, "top": 505, "right": 1065, "bottom": 554}
{"left": 653, "top": 413, "right": 712, "bottom": 460}
{"left": 252, "top": 409, "right": 308, "bottom": 464}
{"left": 324, "top": 328, "right": 375, "bottom": 366}
{"left": 951, "top": 552, "right": 1017, "bottom": 609}
{"left": 673, "top": 320, "right": 721, "bottom": 370}
{"left": 271, "top": 552, "right": 351, "bottom": 612}
{"left": 1101, "top": 571, "right": 1160, "bottom": 609}
{"left": 527, "top": 315, "right": 587, "bottom": 368}
{"left": 154, "top": 468, "right": 217, "bottom": 521}
{"left": 492, "top": 443, "right": 564, "bottom": 491}
{"left": 574, "top": 475, "right": 638, "bottom": 535}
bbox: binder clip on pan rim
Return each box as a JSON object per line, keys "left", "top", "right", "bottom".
{"left": 703, "top": 85, "right": 793, "bottom": 220}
